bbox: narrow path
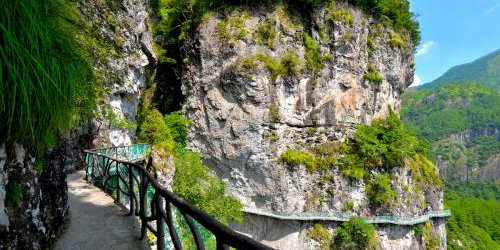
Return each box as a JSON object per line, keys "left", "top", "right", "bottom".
{"left": 55, "top": 171, "right": 150, "bottom": 250}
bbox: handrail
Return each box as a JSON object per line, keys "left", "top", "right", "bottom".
{"left": 83, "top": 144, "right": 274, "bottom": 250}
{"left": 244, "top": 209, "right": 451, "bottom": 225}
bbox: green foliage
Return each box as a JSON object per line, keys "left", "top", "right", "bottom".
{"left": 257, "top": 52, "right": 301, "bottom": 80}
{"left": 138, "top": 108, "right": 173, "bottom": 149}
{"left": 402, "top": 82, "right": 499, "bottom": 142}
{"left": 172, "top": 149, "right": 244, "bottom": 224}
{"left": 445, "top": 182, "right": 500, "bottom": 250}
{"left": 104, "top": 107, "right": 137, "bottom": 129}
{"left": 216, "top": 21, "right": 231, "bottom": 43}
{"left": 366, "top": 174, "right": 396, "bottom": 206}
{"left": 164, "top": 111, "right": 191, "bottom": 148}
{"left": 363, "top": 64, "right": 384, "bottom": 83}
{"left": 328, "top": 8, "right": 354, "bottom": 24}
{"left": 5, "top": 181, "right": 21, "bottom": 207}
{"left": 342, "top": 201, "right": 355, "bottom": 212}
{"left": 407, "top": 154, "right": 442, "bottom": 187}
{"left": 0, "top": 0, "right": 98, "bottom": 150}
{"left": 347, "top": 0, "right": 420, "bottom": 45}
{"left": 342, "top": 168, "right": 366, "bottom": 181}
{"left": 389, "top": 31, "right": 405, "bottom": 49}
{"left": 303, "top": 33, "right": 324, "bottom": 72}
{"left": 307, "top": 223, "right": 332, "bottom": 250}
{"left": 268, "top": 102, "right": 281, "bottom": 123}
{"left": 333, "top": 217, "right": 377, "bottom": 250}
{"left": 256, "top": 19, "right": 277, "bottom": 48}
{"left": 413, "top": 224, "right": 424, "bottom": 239}
{"left": 137, "top": 107, "right": 244, "bottom": 225}
{"left": 278, "top": 149, "right": 317, "bottom": 172}
{"left": 339, "top": 108, "right": 429, "bottom": 169}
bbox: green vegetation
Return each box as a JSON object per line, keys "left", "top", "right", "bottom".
{"left": 104, "top": 107, "right": 137, "bottom": 130}
{"left": 5, "top": 181, "right": 21, "bottom": 207}
{"left": 278, "top": 149, "right": 317, "bottom": 172}
{"left": 137, "top": 104, "right": 243, "bottom": 224}
{"left": 0, "top": 0, "right": 98, "bottom": 150}
{"left": 363, "top": 64, "right": 384, "bottom": 83}
{"left": 328, "top": 8, "right": 354, "bottom": 24}
{"left": 303, "top": 33, "right": 325, "bottom": 72}
{"left": 333, "top": 217, "right": 377, "bottom": 250}
{"left": 307, "top": 223, "right": 332, "bottom": 250}
{"left": 268, "top": 102, "right": 281, "bottom": 123}
{"left": 173, "top": 149, "right": 244, "bottom": 224}
{"left": 389, "top": 31, "right": 405, "bottom": 49}
{"left": 338, "top": 108, "right": 429, "bottom": 169}
{"left": 402, "top": 82, "right": 499, "bottom": 142}
{"left": 256, "top": 19, "right": 277, "bottom": 48}
{"left": 423, "top": 222, "right": 440, "bottom": 250}
{"left": 444, "top": 181, "right": 500, "bottom": 250}
{"left": 256, "top": 52, "right": 302, "bottom": 80}
{"left": 365, "top": 174, "right": 396, "bottom": 206}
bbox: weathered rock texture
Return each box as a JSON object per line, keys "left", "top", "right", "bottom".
{"left": 435, "top": 126, "right": 500, "bottom": 182}
{"left": 0, "top": 144, "right": 68, "bottom": 250}
{"left": 77, "top": 0, "right": 156, "bottom": 148}
{"left": 182, "top": 2, "right": 446, "bottom": 249}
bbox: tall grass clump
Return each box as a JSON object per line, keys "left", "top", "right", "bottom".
{"left": 0, "top": 0, "right": 96, "bottom": 150}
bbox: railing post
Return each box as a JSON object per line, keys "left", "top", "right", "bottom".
{"left": 128, "top": 163, "right": 135, "bottom": 216}
{"left": 139, "top": 172, "right": 147, "bottom": 240}
{"left": 116, "top": 162, "right": 121, "bottom": 204}
{"left": 156, "top": 196, "right": 165, "bottom": 250}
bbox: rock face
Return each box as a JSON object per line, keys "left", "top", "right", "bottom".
{"left": 77, "top": 0, "right": 156, "bottom": 148}
{"left": 182, "top": 2, "right": 445, "bottom": 249}
{"left": 436, "top": 126, "right": 500, "bottom": 182}
{"left": 0, "top": 144, "right": 68, "bottom": 250}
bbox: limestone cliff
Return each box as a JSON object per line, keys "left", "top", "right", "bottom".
{"left": 181, "top": 2, "right": 446, "bottom": 249}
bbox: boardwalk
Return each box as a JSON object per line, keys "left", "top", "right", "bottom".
{"left": 55, "top": 171, "right": 150, "bottom": 250}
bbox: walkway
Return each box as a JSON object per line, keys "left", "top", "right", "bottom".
{"left": 54, "top": 171, "right": 150, "bottom": 250}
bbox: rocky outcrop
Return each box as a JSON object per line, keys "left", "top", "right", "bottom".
{"left": 77, "top": 0, "right": 156, "bottom": 148}
{"left": 435, "top": 126, "right": 500, "bottom": 182}
{"left": 0, "top": 144, "right": 68, "bottom": 250}
{"left": 181, "top": 2, "right": 445, "bottom": 249}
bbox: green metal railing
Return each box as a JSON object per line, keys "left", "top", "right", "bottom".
{"left": 244, "top": 209, "right": 450, "bottom": 225}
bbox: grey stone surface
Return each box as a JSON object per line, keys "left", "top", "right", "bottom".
{"left": 55, "top": 171, "right": 150, "bottom": 250}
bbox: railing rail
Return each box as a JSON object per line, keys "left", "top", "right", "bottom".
{"left": 83, "top": 144, "right": 274, "bottom": 250}
{"left": 83, "top": 144, "right": 451, "bottom": 250}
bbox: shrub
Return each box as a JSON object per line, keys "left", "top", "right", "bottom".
{"left": 268, "top": 103, "right": 281, "bottom": 123}
{"left": 333, "top": 217, "right": 377, "bottom": 250}
{"left": 256, "top": 52, "right": 301, "bottom": 80}
{"left": 303, "top": 33, "right": 324, "bottom": 71}
{"left": 363, "top": 64, "right": 384, "bottom": 83}
{"left": 173, "top": 149, "right": 243, "bottom": 224}
{"left": 138, "top": 108, "right": 174, "bottom": 153}
{"left": 308, "top": 223, "right": 332, "bottom": 250}
{"left": 5, "top": 181, "right": 21, "bottom": 207}
{"left": 256, "top": 19, "right": 276, "bottom": 48}
{"left": 338, "top": 107, "right": 429, "bottom": 169}
{"left": 342, "top": 168, "right": 366, "bottom": 181}
{"left": 366, "top": 174, "right": 397, "bottom": 206}
{"left": 278, "top": 149, "right": 317, "bottom": 172}
{"left": 164, "top": 111, "right": 191, "bottom": 148}
{"left": 328, "top": 8, "right": 354, "bottom": 24}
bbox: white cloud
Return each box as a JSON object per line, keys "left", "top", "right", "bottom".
{"left": 410, "top": 74, "right": 422, "bottom": 87}
{"left": 416, "top": 41, "right": 436, "bottom": 56}
{"left": 487, "top": 3, "right": 500, "bottom": 13}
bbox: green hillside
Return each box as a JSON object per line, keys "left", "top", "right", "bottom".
{"left": 419, "top": 49, "right": 500, "bottom": 89}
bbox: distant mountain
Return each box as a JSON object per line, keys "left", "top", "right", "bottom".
{"left": 419, "top": 49, "right": 500, "bottom": 89}
{"left": 402, "top": 49, "right": 500, "bottom": 183}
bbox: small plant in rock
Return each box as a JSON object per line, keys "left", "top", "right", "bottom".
{"left": 278, "top": 149, "right": 317, "bottom": 172}
{"left": 308, "top": 223, "right": 332, "bottom": 250}
{"left": 268, "top": 103, "right": 281, "bottom": 123}
{"left": 333, "top": 217, "right": 377, "bottom": 250}
{"left": 256, "top": 19, "right": 276, "bottom": 48}
{"left": 363, "top": 64, "right": 384, "bottom": 83}
{"left": 366, "top": 174, "right": 397, "bottom": 206}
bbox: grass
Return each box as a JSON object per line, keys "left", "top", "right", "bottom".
{"left": 256, "top": 19, "right": 276, "bottom": 48}
{"left": 256, "top": 52, "right": 301, "bottom": 81}
{"left": 363, "top": 64, "right": 384, "bottom": 83}
{"left": 366, "top": 174, "right": 397, "bottom": 206}
{"left": 327, "top": 8, "right": 354, "bottom": 24}
{"left": 307, "top": 223, "right": 331, "bottom": 250}
{"left": 278, "top": 149, "right": 317, "bottom": 172}
{"left": 303, "top": 33, "right": 324, "bottom": 72}
{"left": 0, "top": 0, "right": 97, "bottom": 151}
{"left": 268, "top": 103, "right": 281, "bottom": 123}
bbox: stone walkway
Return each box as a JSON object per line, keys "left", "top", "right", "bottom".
{"left": 55, "top": 171, "right": 150, "bottom": 250}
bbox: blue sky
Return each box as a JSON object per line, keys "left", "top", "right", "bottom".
{"left": 409, "top": 0, "right": 500, "bottom": 86}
